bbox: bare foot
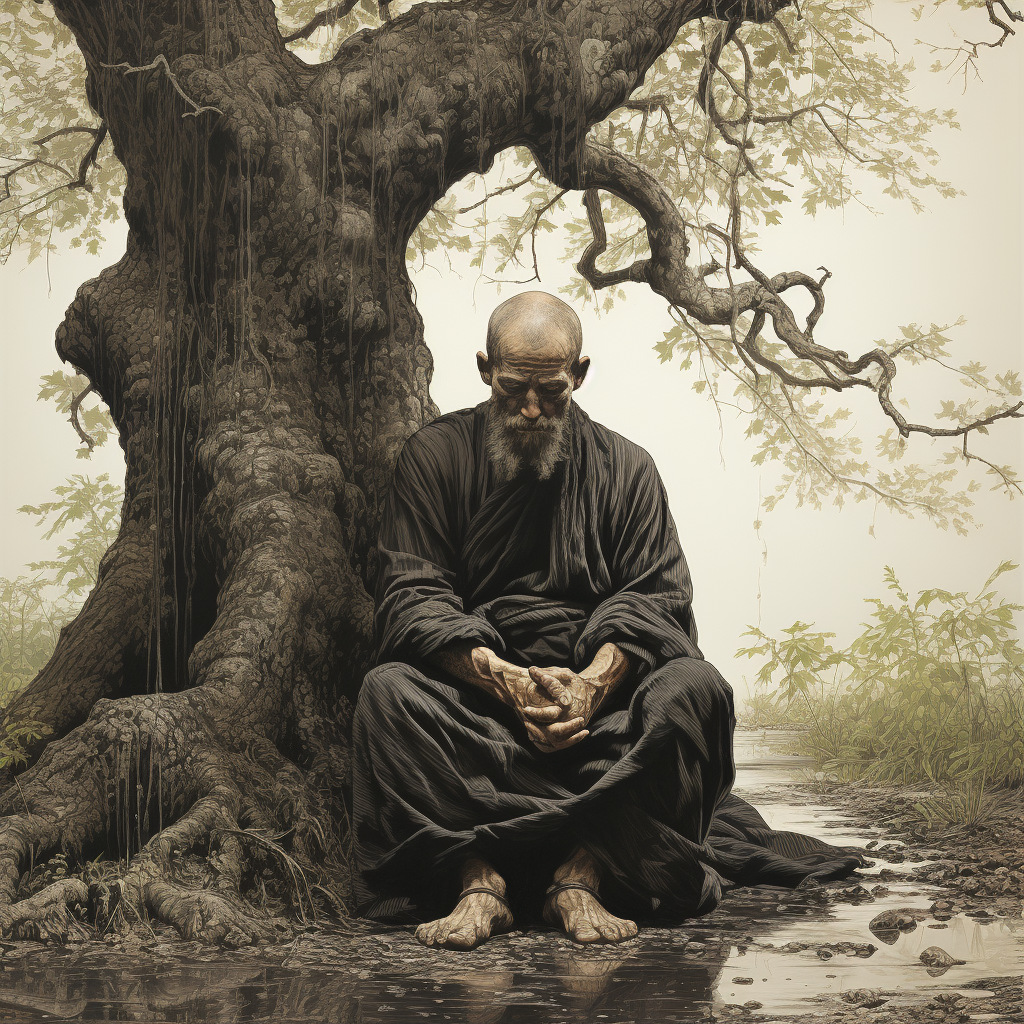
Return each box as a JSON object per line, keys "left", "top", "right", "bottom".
{"left": 415, "top": 891, "right": 513, "bottom": 949}
{"left": 544, "top": 847, "right": 638, "bottom": 945}
{"left": 543, "top": 885, "right": 638, "bottom": 944}
{"left": 414, "top": 857, "right": 513, "bottom": 950}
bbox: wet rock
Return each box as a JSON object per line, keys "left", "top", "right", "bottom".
{"left": 842, "top": 988, "right": 888, "bottom": 1009}
{"left": 919, "top": 946, "right": 966, "bottom": 974}
{"left": 743, "top": 1000, "right": 762, "bottom": 1010}
{"left": 869, "top": 909, "right": 920, "bottom": 938}
{"left": 834, "top": 884, "right": 872, "bottom": 901}
{"left": 732, "top": 976, "right": 754, "bottom": 984}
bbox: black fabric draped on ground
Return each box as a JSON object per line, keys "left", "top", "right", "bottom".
{"left": 352, "top": 403, "right": 864, "bottom": 922}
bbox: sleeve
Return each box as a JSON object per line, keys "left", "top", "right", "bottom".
{"left": 573, "top": 450, "right": 702, "bottom": 676}
{"left": 374, "top": 429, "right": 506, "bottom": 664}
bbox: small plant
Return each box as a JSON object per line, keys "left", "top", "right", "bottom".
{"left": 737, "top": 563, "right": 1024, "bottom": 823}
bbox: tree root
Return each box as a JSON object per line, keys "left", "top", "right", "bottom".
{"left": 0, "top": 516, "right": 156, "bottom": 771}
{"left": 0, "top": 693, "right": 346, "bottom": 946}
{"left": 0, "top": 878, "right": 90, "bottom": 943}
{"left": 143, "top": 881, "right": 281, "bottom": 947}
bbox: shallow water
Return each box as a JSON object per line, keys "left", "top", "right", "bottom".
{"left": 0, "top": 730, "right": 1019, "bottom": 1022}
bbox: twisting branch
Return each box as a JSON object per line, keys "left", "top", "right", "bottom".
{"left": 557, "top": 141, "right": 1022, "bottom": 444}
{"left": 100, "top": 56, "right": 223, "bottom": 118}
{"left": 972, "top": 0, "right": 1022, "bottom": 50}
{"left": 69, "top": 126, "right": 107, "bottom": 193}
{"left": 281, "top": 1, "right": 359, "bottom": 43}
{"left": 578, "top": 189, "right": 650, "bottom": 288}
{"left": 68, "top": 384, "right": 96, "bottom": 451}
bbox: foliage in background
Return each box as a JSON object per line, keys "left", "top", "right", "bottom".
{"left": 2, "top": 0, "right": 1020, "bottom": 530}
{"left": 0, "top": 372, "right": 122, "bottom": 765}
{"left": 738, "top": 563, "right": 1024, "bottom": 813}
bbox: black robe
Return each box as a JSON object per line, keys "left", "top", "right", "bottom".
{"left": 352, "top": 403, "right": 863, "bottom": 922}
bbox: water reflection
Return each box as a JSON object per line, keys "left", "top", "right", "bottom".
{"left": 0, "top": 939, "right": 732, "bottom": 1023}
{"left": 0, "top": 731, "right": 1018, "bottom": 1022}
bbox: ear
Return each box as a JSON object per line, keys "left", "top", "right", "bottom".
{"left": 476, "top": 350, "right": 492, "bottom": 386}
{"left": 572, "top": 355, "right": 591, "bottom": 390}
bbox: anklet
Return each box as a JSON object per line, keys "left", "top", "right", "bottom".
{"left": 459, "top": 885, "right": 512, "bottom": 911}
{"left": 544, "top": 881, "right": 600, "bottom": 900}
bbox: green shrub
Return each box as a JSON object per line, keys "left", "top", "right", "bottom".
{"left": 737, "top": 563, "right": 1024, "bottom": 791}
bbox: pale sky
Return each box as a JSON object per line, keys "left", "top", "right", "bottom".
{"left": 1, "top": 4, "right": 1021, "bottom": 697}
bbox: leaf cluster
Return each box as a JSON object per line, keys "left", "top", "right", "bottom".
{"left": 737, "top": 561, "right": 1024, "bottom": 790}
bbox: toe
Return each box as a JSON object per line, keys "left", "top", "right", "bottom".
{"left": 573, "top": 921, "right": 603, "bottom": 944}
{"left": 446, "top": 926, "right": 479, "bottom": 950}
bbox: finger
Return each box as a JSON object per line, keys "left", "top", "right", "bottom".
{"left": 553, "top": 729, "right": 589, "bottom": 750}
{"left": 522, "top": 704, "right": 562, "bottom": 722}
{"left": 528, "top": 666, "right": 572, "bottom": 707}
{"left": 525, "top": 722, "right": 554, "bottom": 748}
{"left": 543, "top": 717, "right": 585, "bottom": 739}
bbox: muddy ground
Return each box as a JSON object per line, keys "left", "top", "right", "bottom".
{"left": 0, "top": 732, "right": 1020, "bottom": 1023}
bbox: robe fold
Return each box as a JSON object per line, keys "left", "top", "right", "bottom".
{"left": 353, "top": 403, "right": 863, "bottom": 922}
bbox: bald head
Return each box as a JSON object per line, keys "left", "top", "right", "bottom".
{"left": 485, "top": 291, "right": 583, "bottom": 366}
{"left": 477, "top": 293, "right": 590, "bottom": 479}
{"left": 479, "top": 292, "right": 588, "bottom": 482}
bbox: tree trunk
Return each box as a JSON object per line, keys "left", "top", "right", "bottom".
{"left": 0, "top": 0, "right": 783, "bottom": 942}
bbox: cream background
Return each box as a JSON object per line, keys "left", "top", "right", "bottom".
{"left": 2, "top": 5, "right": 1021, "bottom": 697}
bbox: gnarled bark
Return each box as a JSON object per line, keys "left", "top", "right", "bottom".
{"left": 1, "top": 0, "right": 788, "bottom": 941}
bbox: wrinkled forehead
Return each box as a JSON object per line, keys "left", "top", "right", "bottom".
{"left": 491, "top": 328, "right": 578, "bottom": 376}
{"left": 493, "top": 349, "right": 576, "bottom": 380}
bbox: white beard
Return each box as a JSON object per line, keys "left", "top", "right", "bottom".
{"left": 485, "top": 397, "right": 570, "bottom": 483}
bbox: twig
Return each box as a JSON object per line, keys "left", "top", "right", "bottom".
{"left": 456, "top": 169, "right": 538, "bottom": 214}
{"left": 101, "top": 56, "right": 222, "bottom": 118}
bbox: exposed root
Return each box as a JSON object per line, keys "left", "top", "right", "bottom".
{"left": 0, "top": 878, "right": 90, "bottom": 943}
{"left": 143, "top": 880, "right": 281, "bottom": 947}
{"left": 0, "top": 692, "right": 346, "bottom": 945}
{"left": 0, "top": 517, "right": 155, "bottom": 771}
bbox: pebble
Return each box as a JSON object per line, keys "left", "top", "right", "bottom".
{"left": 919, "top": 946, "right": 966, "bottom": 969}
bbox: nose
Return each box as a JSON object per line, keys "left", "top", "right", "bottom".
{"left": 521, "top": 389, "right": 542, "bottom": 419}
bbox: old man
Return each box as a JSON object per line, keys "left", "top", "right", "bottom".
{"left": 353, "top": 291, "right": 862, "bottom": 949}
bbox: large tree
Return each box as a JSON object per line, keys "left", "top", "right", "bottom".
{"left": 0, "top": 0, "right": 1020, "bottom": 943}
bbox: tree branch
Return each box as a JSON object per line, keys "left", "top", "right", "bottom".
{"left": 558, "top": 141, "right": 1022, "bottom": 444}
{"left": 100, "top": 56, "right": 223, "bottom": 118}
{"left": 1, "top": 127, "right": 107, "bottom": 203}
{"left": 578, "top": 189, "right": 651, "bottom": 288}
{"left": 68, "top": 385, "right": 97, "bottom": 451}
{"left": 456, "top": 170, "right": 539, "bottom": 214}
{"left": 281, "top": 1, "right": 359, "bottom": 44}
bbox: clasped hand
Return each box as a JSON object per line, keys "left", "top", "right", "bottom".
{"left": 473, "top": 650, "right": 600, "bottom": 753}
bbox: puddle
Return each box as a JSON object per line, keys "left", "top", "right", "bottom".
{"left": 0, "top": 730, "right": 1019, "bottom": 1022}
